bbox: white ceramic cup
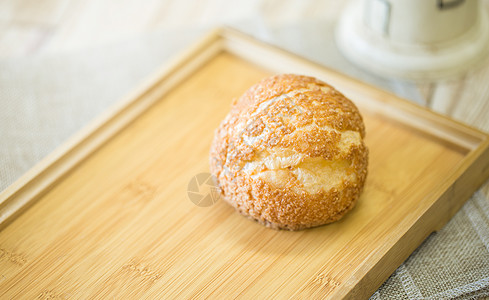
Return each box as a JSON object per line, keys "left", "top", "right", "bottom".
{"left": 336, "top": 0, "right": 489, "bottom": 80}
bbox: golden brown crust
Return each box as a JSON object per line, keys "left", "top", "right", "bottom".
{"left": 210, "top": 74, "right": 368, "bottom": 230}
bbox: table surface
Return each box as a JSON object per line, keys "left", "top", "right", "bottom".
{"left": 1, "top": 0, "right": 488, "bottom": 131}
{"left": 1, "top": 0, "right": 489, "bottom": 299}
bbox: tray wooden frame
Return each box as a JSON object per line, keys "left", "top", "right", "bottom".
{"left": 1, "top": 28, "right": 489, "bottom": 299}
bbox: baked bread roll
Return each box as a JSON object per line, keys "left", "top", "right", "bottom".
{"left": 210, "top": 74, "right": 368, "bottom": 230}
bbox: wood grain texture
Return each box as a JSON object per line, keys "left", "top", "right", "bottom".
{"left": 1, "top": 30, "right": 489, "bottom": 299}
{"left": 0, "top": 28, "right": 222, "bottom": 231}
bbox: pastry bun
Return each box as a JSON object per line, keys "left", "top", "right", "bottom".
{"left": 210, "top": 74, "right": 368, "bottom": 230}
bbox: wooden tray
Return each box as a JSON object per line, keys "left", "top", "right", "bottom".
{"left": 1, "top": 28, "right": 489, "bottom": 299}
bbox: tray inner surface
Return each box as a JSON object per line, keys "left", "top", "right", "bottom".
{"left": 0, "top": 52, "right": 468, "bottom": 299}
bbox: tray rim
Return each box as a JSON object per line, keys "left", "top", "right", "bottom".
{"left": 1, "top": 27, "right": 489, "bottom": 299}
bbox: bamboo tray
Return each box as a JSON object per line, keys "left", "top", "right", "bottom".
{"left": 1, "top": 28, "right": 489, "bottom": 299}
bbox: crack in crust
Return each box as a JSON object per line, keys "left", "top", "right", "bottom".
{"left": 210, "top": 74, "right": 368, "bottom": 230}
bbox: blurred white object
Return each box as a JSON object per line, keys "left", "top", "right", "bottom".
{"left": 336, "top": 0, "right": 489, "bottom": 80}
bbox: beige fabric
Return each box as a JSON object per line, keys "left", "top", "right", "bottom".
{"left": 1, "top": 23, "right": 488, "bottom": 299}
{"left": 373, "top": 191, "right": 489, "bottom": 299}
{"left": 0, "top": 28, "right": 203, "bottom": 191}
